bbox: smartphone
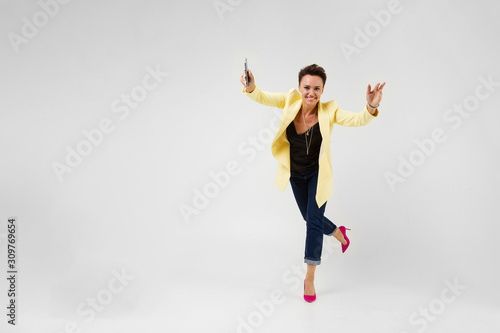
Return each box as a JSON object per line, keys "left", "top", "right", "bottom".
{"left": 244, "top": 58, "right": 249, "bottom": 87}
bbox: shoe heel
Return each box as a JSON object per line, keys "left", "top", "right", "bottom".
{"left": 339, "top": 226, "right": 351, "bottom": 253}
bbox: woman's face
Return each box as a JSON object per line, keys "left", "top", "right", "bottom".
{"left": 298, "top": 75, "right": 324, "bottom": 109}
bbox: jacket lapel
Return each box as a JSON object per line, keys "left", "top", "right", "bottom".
{"left": 278, "top": 99, "right": 302, "bottom": 137}
{"left": 271, "top": 98, "right": 301, "bottom": 169}
{"left": 317, "top": 101, "right": 330, "bottom": 160}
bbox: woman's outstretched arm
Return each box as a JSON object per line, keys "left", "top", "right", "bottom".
{"left": 333, "top": 82, "right": 386, "bottom": 127}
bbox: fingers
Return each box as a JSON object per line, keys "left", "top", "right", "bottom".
{"left": 368, "top": 83, "right": 381, "bottom": 94}
{"left": 247, "top": 70, "right": 253, "bottom": 84}
{"left": 240, "top": 69, "right": 256, "bottom": 89}
{"left": 377, "top": 82, "right": 386, "bottom": 99}
{"left": 368, "top": 82, "right": 387, "bottom": 89}
{"left": 379, "top": 82, "right": 386, "bottom": 91}
{"left": 241, "top": 70, "right": 248, "bottom": 86}
{"left": 376, "top": 82, "right": 386, "bottom": 92}
{"left": 366, "top": 82, "right": 386, "bottom": 106}
{"left": 241, "top": 70, "right": 253, "bottom": 80}
{"left": 369, "top": 82, "right": 386, "bottom": 94}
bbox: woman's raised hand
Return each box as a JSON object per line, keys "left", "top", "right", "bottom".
{"left": 366, "top": 82, "right": 386, "bottom": 108}
{"left": 240, "top": 70, "right": 256, "bottom": 93}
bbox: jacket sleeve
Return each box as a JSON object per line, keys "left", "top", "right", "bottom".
{"left": 242, "top": 85, "right": 287, "bottom": 109}
{"left": 333, "top": 101, "right": 378, "bottom": 127}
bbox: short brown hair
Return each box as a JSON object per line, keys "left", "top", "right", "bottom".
{"left": 298, "top": 64, "right": 327, "bottom": 86}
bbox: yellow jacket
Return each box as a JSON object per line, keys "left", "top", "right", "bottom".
{"left": 242, "top": 85, "right": 378, "bottom": 207}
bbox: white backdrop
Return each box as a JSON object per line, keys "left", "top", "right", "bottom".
{"left": 1, "top": 0, "right": 499, "bottom": 332}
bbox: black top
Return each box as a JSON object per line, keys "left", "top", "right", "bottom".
{"left": 286, "top": 121, "right": 322, "bottom": 172}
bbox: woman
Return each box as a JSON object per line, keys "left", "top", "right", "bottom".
{"left": 240, "top": 64, "right": 385, "bottom": 302}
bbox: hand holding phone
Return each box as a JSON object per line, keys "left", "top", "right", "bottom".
{"left": 241, "top": 58, "right": 255, "bottom": 93}
{"left": 244, "top": 58, "right": 249, "bottom": 87}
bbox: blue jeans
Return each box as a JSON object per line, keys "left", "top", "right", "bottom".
{"left": 290, "top": 169, "right": 337, "bottom": 265}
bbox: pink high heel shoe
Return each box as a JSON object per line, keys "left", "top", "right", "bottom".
{"left": 339, "top": 226, "right": 351, "bottom": 253}
{"left": 304, "top": 280, "right": 316, "bottom": 303}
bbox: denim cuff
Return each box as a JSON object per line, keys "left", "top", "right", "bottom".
{"left": 304, "top": 258, "right": 321, "bottom": 265}
{"left": 326, "top": 226, "right": 337, "bottom": 237}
